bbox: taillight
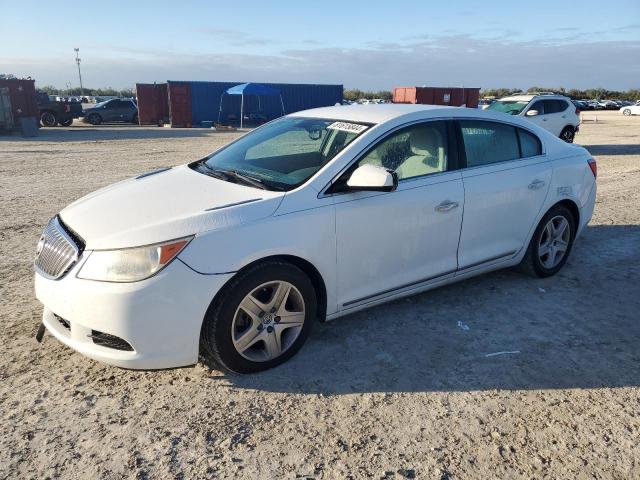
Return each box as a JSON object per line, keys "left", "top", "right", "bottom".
{"left": 588, "top": 158, "right": 597, "bottom": 178}
{"left": 64, "top": 104, "right": 70, "bottom": 113}
{"left": 575, "top": 107, "right": 580, "bottom": 115}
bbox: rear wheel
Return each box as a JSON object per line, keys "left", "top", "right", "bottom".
{"left": 87, "top": 113, "right": 102, "bottom": 125}
{"left": 519, "top": 205, "right": 576, "bottom": 278}
{"left": 559, "top": 126, "right": 575, "bottom": 143}
{"left": 40, "top": 111, "right": 57, "bottom": 127}
{"left": 200, "top": 261, "right": 316, "bottom": 373}
{"left": 623, "top": 109, "right": 632, "bottom": 116}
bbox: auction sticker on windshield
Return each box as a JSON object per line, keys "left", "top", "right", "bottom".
{"left": 327, "top": 122, "right": 368, "bottom": 134}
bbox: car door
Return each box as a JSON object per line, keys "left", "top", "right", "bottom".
{"left": 101, "top": 100, "right": 120, "bottom": 122}
{"left": 545, "top": 99, "right": 571, "bottom": 135}
{"left": 332, "top": 120, "right": 464, "bottom": 310}
{"left": 524, "top": 99, "right": 548, "bottom": 131}
{"left": 456, "top": 120, "right": 551, "bottom": 271}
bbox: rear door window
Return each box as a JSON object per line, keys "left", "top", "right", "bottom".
{"left": 543, "top": 99, "right": 568, "bottom": 114}
{"left": 459, "top": 120, "right": 520, "bottom": 167}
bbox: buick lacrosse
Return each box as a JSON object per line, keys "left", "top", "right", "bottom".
{"left": 34, "top": 104, "right": 596, "bottom": 372}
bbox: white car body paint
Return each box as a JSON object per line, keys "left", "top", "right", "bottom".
{"left": 35, "top": 104, "right": 596, "bottom": 369}
{"left": 620, "top": 101, "right": 640, "bottom": 115}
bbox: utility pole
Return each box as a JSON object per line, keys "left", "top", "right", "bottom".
{"left": 74, "top": 48, "right": 83, "bottom": 97}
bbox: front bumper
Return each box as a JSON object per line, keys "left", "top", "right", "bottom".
{"left": 35, "top": 258, "right": 233, "bottom": 369}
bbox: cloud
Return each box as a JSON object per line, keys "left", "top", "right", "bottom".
{"left": 198, "top": 26, "right": 271, "bottom": 46}
{"left": 3, "top": 33, "right": 638, "bottom": 90}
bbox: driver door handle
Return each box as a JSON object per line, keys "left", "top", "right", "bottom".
{"left": 435, "top": 200, "right": 459, "bottom": 212}
{"left": 528, "top": 179, "right": 546, "bottom": 190}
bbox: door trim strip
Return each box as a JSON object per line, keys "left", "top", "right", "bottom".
{"left": 341, "top": 250, "right": 518, "bottom": 308}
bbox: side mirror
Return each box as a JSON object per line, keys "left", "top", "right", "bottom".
{"left": 526, "top": 109, "right": 539, "bottom": 117}
{"left": 346, "top": 164, "right": 398, "bottom": 192}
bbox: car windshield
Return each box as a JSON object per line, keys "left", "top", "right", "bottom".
{"left": 93, "top": 100, "right": 109, "bottom": 108}
{"left": 199, "top": 117, "right": 369, "bottom": 191}
{"left": 487, "top": 100, "right": 530, "bottom": 115}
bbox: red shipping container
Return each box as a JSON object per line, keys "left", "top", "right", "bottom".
{"left": 136, "top": 83, "right": 169, "bottom": 125}
{"left": 167, "top": 82, "right": 192, "bottom": 128}
{"left": 0, "top": 78, "right": 38, "bottom": 121}
{"left": 393, "top": 86, "right": 480, "bottom": 108}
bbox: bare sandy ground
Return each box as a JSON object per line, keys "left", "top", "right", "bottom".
{"left": 1, "top": 111, "right": 639, "bottom": 479}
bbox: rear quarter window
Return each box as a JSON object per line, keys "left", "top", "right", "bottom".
{"left": 518, "top": 129, "right": 542, "bottom": 157}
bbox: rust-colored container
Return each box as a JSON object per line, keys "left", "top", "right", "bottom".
{"left": 0, "top": 78, "right": 38, "bottom": 121}
{"left": 167, "top": 82, "right": 192, "bottom": 128}
{"left": 136, "top": 83, "right": 169, "bottom": 125}
{"left": 393, "top": 86, "right": 480, "bottom": 108}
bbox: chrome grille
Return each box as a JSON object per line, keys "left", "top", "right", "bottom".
{"left": 34, "top": 217, "right": 82, "bottom": 280}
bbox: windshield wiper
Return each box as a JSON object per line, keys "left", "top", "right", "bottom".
{"left": 223, "top": 170, "right": 268, "bottom": 190}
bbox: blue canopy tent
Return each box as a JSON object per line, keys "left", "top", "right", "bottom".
{"left": 218, "top": 83, "right": 285, "bottom": 128}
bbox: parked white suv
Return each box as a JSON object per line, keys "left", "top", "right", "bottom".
{"left": 488, "top": 94, "right": 580, "bottom": 143}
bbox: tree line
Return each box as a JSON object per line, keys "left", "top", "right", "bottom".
{"left": 38, "top": 85, "right": 136, "bottom": 98}
{"left": 346, "top": 87, "right": 640, "bottom": 101}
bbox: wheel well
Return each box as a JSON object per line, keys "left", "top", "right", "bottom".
{"left": 552, "top": 199, "right": 580, "bottom": 227}
{"left": 231, "top": 255, "right": 327, "bottom": 322}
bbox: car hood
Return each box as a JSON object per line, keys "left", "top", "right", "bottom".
{"left": 59, "top": 165, "right": 284, "bottom": 250}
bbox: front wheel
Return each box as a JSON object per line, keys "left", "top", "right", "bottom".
{"left": 623, "top": 109, "right": 632, "bottom": 116}
{"left": 200, "top": 261, "right": 316, "bottom": 373}
{"left": 519, "top": 205, "right": 576, "bottom": 278}
{"left": 559, "top": 126, "right": 575, "bottom": 143}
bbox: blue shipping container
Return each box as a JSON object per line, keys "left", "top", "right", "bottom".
{"left": 187, "top": 81, "right": 343, "bottom": 126}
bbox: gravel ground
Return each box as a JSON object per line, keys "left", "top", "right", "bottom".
{"left": 1, "top": 112, "right": 639, "bottom": 479}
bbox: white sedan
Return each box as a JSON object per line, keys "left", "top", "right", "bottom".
{"left": 34, "top": 105, "right": 597, "bottom": 372}
{"left": 621, "top": 101, "right": 640, "bottom": 116}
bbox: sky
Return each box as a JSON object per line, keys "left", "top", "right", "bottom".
{"left": 1, "top": 0, "right": 639, "bottom": 91}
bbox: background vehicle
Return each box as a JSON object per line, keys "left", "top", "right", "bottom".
{"left": 81, "top": 98, "right": 138, "bottom": 125}
{"left": 620, "top": 101, "right": 640, "bottom": 116}
{"left": 488, "top": 93, "right": 580, "bottom": 142}
{"left": 36, "top": 92, "right": 83, "bottom": 127}
{"left": 34, "top": 104, "right": 596, "bottom": 372}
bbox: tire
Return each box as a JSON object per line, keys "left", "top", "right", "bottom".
{"left": 59, "top": 118, "right": 73, "bottom": 127}
{"left": 559, "top": 126, "right": 575, "bottom": 143}
{"left": 623, "top": 109, "right": 631, "bottom": 116}
{"left": 40, "top": 111, "right": 57, "bottom": 127}
{"left": 87, "top": 113, "right": 102, "bottom": 125}
{"left": 200, "top": 261, "right": 316, "bottom": 373}
{"left": 519, "top": 205, "right": 576, "bottom": 278}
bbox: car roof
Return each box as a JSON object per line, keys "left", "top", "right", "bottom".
{"left": 289, "top": 103, "right": 456, "bottom": 123}
{"left": 499, "top": 94, "right": 570, "bottom": 102}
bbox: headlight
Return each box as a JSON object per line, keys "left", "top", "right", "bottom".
{"left": 77, "top": 237, "right": 192, "bottom": 282}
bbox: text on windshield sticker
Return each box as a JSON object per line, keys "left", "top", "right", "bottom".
{"left": 327, "top": 122, "right": 368, "bottom": 134}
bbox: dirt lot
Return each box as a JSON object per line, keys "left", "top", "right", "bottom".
{"left": 1, "top": 111, "right": 639, "bottom": 479}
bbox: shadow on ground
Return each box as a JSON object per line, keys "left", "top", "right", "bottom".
{"left": 221, "top": 224, "right": 640, "bottom": 394}
{"left": 0, "top": 125, "right": 237, "bottom": 142}
{"left": 584, "top": 144, "right": 640, "bottom": 156}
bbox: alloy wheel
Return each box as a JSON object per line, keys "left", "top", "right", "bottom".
{"left": 538, "top": 215, "right": 571, "bottom": 269}
{"left": 231, "top": 281, "right": 305, "bottom": 362}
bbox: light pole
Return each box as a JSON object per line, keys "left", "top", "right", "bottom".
{"left": 74, "top": 48, "right": 83, "bottom": 97}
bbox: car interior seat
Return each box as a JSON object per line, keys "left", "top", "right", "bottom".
{"left": 395, "top": 127, "right": 446, "bottom": 179}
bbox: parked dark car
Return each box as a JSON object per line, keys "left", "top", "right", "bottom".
{"left": 36, "top": 92, "right": 83, "bottom": 127}
{"left": 81, "top": 98, "right": 138, "bottom": 125}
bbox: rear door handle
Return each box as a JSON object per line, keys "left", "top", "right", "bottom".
{"left": 528, "top": 179, "right": 546, "bottom": 190}
{"left": 435, "top": 201, "right": 459, "bottom": 212}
